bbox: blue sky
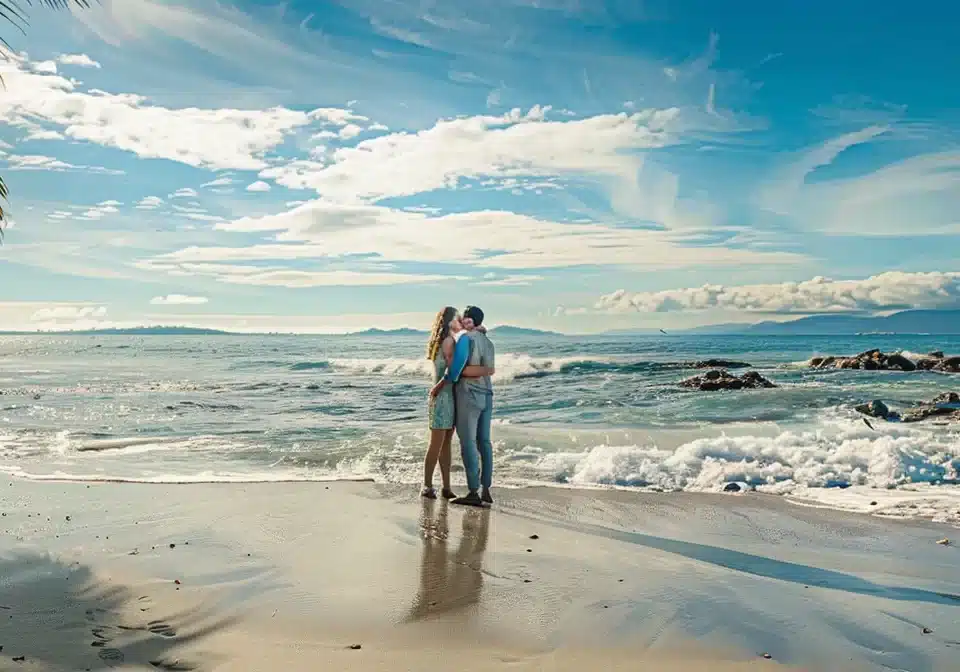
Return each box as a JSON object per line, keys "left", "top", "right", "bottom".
{"left": 0, "top": 0, "right": 958, "bottom": 333}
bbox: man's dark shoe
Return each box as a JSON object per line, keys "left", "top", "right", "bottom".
{"left": 451, "top": 491, "right": 485, "bottom": 507}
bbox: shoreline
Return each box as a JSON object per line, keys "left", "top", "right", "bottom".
{"left": 3, "top": 477, "right": 959, "bottom": 670}
{"left": 4, "top": 465, "right": 960, "bottom": 528}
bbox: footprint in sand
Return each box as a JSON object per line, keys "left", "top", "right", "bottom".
{"left": 147, "top": 620, "right": 177, "bottom": 637}
{"left": 91, "top": 625, "right": 117, "bottom": 647}
{"left": 98, "top": 648, "right": 125, "bottom": 666}
{"left": 149, "top": 658, "right": 195, "bottom": 670}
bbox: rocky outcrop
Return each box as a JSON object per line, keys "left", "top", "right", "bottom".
{"left": 855, "top": 392, "right": 960, "bottom": 423}
{"left": 810, "top": 349, "right": 958, "bottom": 373}
{"left": 916, "top": 352, "right": 960, "bottom": 373}
{"left": 902, "top": 392, "right": 960, "bottom": 423}
{"left": 679, "top": 369, "right": 777, "bottom": 391}
{"left": 854, "top": 399, "right": 900, "bottom": 421}
{"left": 687, "top": 359, "right": 752, "bottom": 369}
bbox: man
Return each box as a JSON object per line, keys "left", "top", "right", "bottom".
{"left": 451, "top": 305, "right": 495, "bottom": 507}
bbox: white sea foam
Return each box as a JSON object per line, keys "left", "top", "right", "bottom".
{"left": 3, "top": 414, "right": 958, "bottom": 524}
{"left": 326, "top": 353, "right": 612, "bottom": 382}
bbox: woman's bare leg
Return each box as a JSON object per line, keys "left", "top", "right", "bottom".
{"left": 439, "top": 429, "right": 455, "bottom": 495}
{"left": 423, "top": 429, "right": 446, "bottom": 495}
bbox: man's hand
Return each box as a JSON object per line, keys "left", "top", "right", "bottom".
{"left": 429, "top": 380, "right": 445, "bottom": 398}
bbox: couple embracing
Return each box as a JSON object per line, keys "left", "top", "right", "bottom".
{"left": 422, "top": 305, "right": 495, "bottom": 508}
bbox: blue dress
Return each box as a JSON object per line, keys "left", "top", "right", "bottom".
{"left": 428, "top": 351, "right": 455, "bottom": 430}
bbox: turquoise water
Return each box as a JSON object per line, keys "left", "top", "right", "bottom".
{"left": 1, "top": 334, "right": 958, "bottom": 512}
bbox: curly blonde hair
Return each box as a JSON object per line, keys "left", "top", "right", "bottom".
{"left": 426, "top": 306, "right": 458, "bottom": 360}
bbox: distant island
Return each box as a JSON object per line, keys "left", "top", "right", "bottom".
{"left": 348, "top": 328, "right": 427, "bottom": 336}
{"left": 0, "top": 326, "right": 235, "bottom": 336}
{"left": 487, "top": 325, "right": 561, "bottom": 336}
{"left": 345, "top": 325, "right": 561, "bottom": 337}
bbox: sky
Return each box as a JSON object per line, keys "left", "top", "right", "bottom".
{"left": 0, "top": 0, "right": 958, "bottom": 334}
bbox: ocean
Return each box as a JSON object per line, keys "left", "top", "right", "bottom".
{"left": 1, "top": 333, "right": 958, "bottom": 522}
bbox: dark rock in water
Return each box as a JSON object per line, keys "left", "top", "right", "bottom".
{"left": 931, "top": 392, "right": 960, "bottom": 405}
{"left": 723, "top": 482, "right": 743, "bottom": 492}
{"left": 885, "top": 353, "right": 916, "bottom": 371}
{"left": 855, "top": 400, "right": 900, "bottom": 421}
{"left": 688, "top": 359, "right": 752, "bottom": 369}
{"left": 928, "top": 351, "right": 945, "bottom": 359}
{"left": 679, "top": 369, "right": 776, "bottom": 391}
{"left": 809, "top": 349, "right": 955, "bottom": 373}
{"left": 863, "top": 392, "right": 960, "bottom": 424}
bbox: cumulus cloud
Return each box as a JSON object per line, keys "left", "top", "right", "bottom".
{"left": 150, "top": 294, "right": 209, "bottom": 305}
{"left": 261, "top": 105, "right": 684, "bottom": 203}
{"left": 30, "top": 305, "right": 108, "bottom": 321}
{"left": 136, "top": 195, "right": 164, "bottom": 209}
{"left": 245, "top": 180, "right": 271, "bottom": 192}
{"left": 597, "top": 271, "right": 960, "bottom": 314}
{"left": 0, "top": 54, "right": 363, "bottom": 171}
{"left": 57, "top": 53, "right": 102, "bottom": 68}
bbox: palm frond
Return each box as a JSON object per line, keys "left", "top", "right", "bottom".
{"left": 0, "top": 175, "right": 6, "bottom": 239}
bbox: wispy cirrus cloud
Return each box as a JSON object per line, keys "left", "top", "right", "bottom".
{"left": 150, "top": 294, "right": 209, "bottom": 305}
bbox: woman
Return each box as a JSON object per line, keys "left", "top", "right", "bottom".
{"left": 423, "top": 307, "right": 462, "bottom": 499}
{"left": 422, "top": 307, "right": 490, "bottom": 499}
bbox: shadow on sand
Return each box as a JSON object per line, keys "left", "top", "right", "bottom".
{"left": 405, "top": 498, "right": 491, "bottom": 622}
{"left": 0, "top": 551, "right": 237, "bottom": 670}
{"left": 509, "top": 509, "right": 960, "bottom": 608}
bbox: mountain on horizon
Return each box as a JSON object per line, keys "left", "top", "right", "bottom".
{"left": 682, "top": 309, "right": 960, "bottom": 336}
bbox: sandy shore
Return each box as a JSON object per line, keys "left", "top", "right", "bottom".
{"left": 1, "top": 477, "right": 958, "bottom": 671}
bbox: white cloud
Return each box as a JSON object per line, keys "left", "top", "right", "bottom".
{"left": 0, "top": 54, "right": 354, "bottom": 171}
{"left": 757, "top": 128, "right": 960, "bottom": 236}
{"left": 138, "top": 200, "right": 801, "bottom": 286}
{"left": 261, "top": 105, "right": 684, "bottom": 203}
{"left": 597, "top": 271, "right": 960, "bottom": 314}
{"left": 201, "top": 176, "right": 235, "bottom": 188}
{"left": 30, "top": 304, "right": 108, "bottom": 321}
{"left": 136, "top": 259, "right": 463, "bottom": 287}
{"left": 474, "top": 274, "right": 544, "bottom": 286}
{"left": 245, "top": 180, "right": 271, "bottom": 192}
{"left": 169, "top": 188, "right": 199, "bottom": 199}
{"left": 32, "top": 60, "right": 58, "bottom": 74}
{"left": 150, "top": 294, "right": 209, "bottom": 305}
{"left": 3, "top": 153, "right": 123, "bottom": 174}
{"left": 136, "top": 195, "right": 164, "bottom": 209}
{"left": 338, "top": 123, "right": 363, "bottom": 139}
{"left": 57, "top": 53, "right": 102, "bottom": 68}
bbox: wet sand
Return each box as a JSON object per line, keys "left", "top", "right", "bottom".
{"left": 1, "top": 476, "right": 957, "bottom": 670}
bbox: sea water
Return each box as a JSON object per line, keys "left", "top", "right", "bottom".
{"left": 1, "top": 333, "right": 958, "bottom": 521}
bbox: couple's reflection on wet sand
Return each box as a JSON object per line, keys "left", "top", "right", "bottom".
{"left": 406, "top": 498, "right": 490, "bottom": 622}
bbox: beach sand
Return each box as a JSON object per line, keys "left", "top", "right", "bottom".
{"left": 1, "top": 477, "right": 957, "bottom": 671}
